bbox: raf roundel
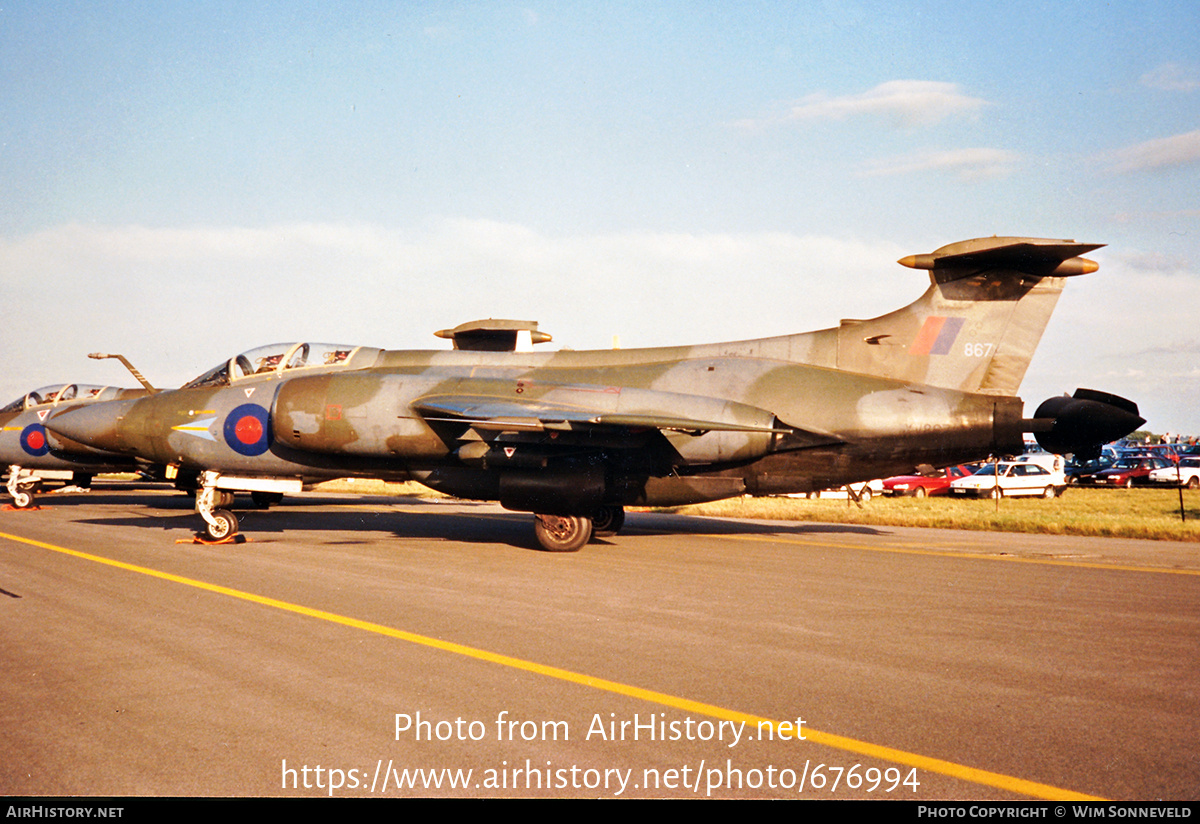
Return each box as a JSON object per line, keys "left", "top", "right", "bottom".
{"left": 20, "top": 423, "right": 51, "bottom": 457}
{"left": 223, "top": 403, "right": 271, "bottom": 456}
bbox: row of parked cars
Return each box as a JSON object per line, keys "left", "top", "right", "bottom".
{"left": 1067, "top": 443, "right": 1200, "bottom": 488}
{"left": 819, "top": 455, "right": 1068, "bottom": 501}
{"left": 808, "top": 443, "right": 1200, "bottom": 502}
{"left": 871, "top": 446, "right": 1200, "bottom": 500}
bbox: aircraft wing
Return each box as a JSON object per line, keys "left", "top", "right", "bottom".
{"left": 412, "top": 394, "right": 794, "bottom": 435}
{"left": 412, "top": 390, "right": 843, "bottom": 468}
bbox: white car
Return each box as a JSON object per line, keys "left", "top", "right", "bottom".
{"left": 1149, "top": 457, "right": 1200, "bottom": 489}
{"left": 950, "top": 461, "right": 1065, "bottom": 499}
{"left": 794, "top": 479, "right": 884, "bottom": 502}
{"left": 1012, "top": 452, "right": 1065, "bottom": 474}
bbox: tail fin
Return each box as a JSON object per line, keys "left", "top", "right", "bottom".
{"left": 824, "top": 237, "right": 1102, "bottom": 395}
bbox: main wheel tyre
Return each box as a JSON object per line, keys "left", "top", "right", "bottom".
{"left": 205, "top": 509, "right": 239, "bottom": 541}
{"left": 857, "top": 487, "right": 872, "bottom": 503}
{"left": 591, "top": 506, "right": 625, "bottom": 538}
{"left": 534, "top": 514, "right": 592, "bottom": 552}
{"left": 11, "top": 489, "right": 32, "bottom": 509}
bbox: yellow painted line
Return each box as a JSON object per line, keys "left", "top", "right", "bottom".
{"left": 669, "top": 531, "right": 1200, "bottom": 577}
{"left": 0, "top": 528, "right": 1102, "bottom": 801}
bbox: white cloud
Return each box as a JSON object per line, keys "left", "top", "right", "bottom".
{"left": 735, "top": 81, "right": 989, "bottom": 130}
{"left": 1140, "top": 63, "right": 1200, "bottom": 92}
{"left": 0, "top": 221, "right": 912, "bottom": 397}
{"left": 1022, "top": 249, "right": 1200, "bottom": 434}
{"left": 1106, "top": 130, "right": 1200, "bottom": 173}
{"left": 5, "top": 220, "right": 1197, "bottom": 432}
{"left": 858, "top": 148, "right": 1019, "bottom": 181}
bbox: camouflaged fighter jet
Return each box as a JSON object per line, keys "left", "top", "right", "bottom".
{"left": 47, "top": 236, "right": 1144, "bottom": 551}
{"left": 1, "top": 383, "right": 153, "bottom": 508}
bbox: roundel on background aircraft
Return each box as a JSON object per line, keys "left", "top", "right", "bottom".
{"left": 20, "top": 423, "right": 50, "bottom": 457}
{"left": 223, "top": 404, "right": 271, "bottom": 456}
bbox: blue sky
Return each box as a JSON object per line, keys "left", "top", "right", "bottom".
{"left": 2, "top": 1, "right": 1199, "bottom": 434}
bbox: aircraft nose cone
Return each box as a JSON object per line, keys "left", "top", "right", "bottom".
{"left": 45, "top": 399, "right": 139, "bottom": 454}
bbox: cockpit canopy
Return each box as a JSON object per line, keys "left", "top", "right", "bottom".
{"left": 0, "top": 384, "right": 127, "bottom": 414}
{"left": 181, "top": 343, "right": 382, "bottom": 389}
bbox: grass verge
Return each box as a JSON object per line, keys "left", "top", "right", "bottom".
{"left": 662, "top": 487, "right": 1200, "bottom": 542}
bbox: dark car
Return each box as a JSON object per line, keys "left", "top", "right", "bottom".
{"left": 1066, "top": 454, "right": 1114, "bottom": 484}
{"left": 882, "top": 464, "right": 976, "bottom": 498}
{"left": 1076, "top": 456, "right": 1172, "bottom": 487}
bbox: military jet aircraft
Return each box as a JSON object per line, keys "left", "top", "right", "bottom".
{"left": 1, "top": 383, "right": 152, "bottom": 507}
{"left": 48, "top": 236, "right": 1144, "bottom": 551}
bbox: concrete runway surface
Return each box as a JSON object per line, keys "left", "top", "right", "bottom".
{"left": 1, "top": 483, "right": 1196, "bottom": 799}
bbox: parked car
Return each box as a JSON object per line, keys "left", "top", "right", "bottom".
{"left": 882, "top": 464, "right": 976, "bottom": 497}
{"left": 1149, "top": 457, "right": 1200, "bottom": 489}
{"left": 1142, "top": 444, "right": 1180, "bottom": 464}
{"left": 949, "top": 461, "right": 1065, "bottom": 499}
{"left": 799, "top": 479, "right": 884, "bottom": 502}
{"left": 1066, "top": 452, "right": 1115, "bottom": 484}
{"left": 1012, "top": 452, "right": 1065, "bottom": 473}
{"left": 1076, "top": 456, "right": 1173, "bottom": 487}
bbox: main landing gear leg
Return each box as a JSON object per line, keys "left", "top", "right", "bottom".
{"left": 196, "top": 470, "right": 239, "bottom": 541}
{"left": 6, "top": 465, "right": 36, "bottom": 509}
{"left": 533, "top": 514, "right": 593, "bottom": 552}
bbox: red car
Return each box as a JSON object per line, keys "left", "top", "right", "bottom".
{"left": 882, "top": 464, "right": 976, "bottom": 498}
{"left": 1078, "top": 456, "right": 1173, "bottom": 487}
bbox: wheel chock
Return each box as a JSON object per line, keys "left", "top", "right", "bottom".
{"left": 177, "top": 533, "right": 249, "bottom": 545}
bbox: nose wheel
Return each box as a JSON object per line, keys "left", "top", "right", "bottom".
{"left": 196, "top": 471, "right": 241, "bottom": 541}
{"left": 204, "top": 509, "right": 239, "bottom": 541}
{"left": 6, "top": 465, "right": 38, "bottom": 509}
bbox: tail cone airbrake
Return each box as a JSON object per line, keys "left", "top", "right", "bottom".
{"left": 1027, "top": 389, "right": 1145, "bottom": 461}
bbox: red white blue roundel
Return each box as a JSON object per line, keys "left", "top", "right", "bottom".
{"left": 20, "top": 423, "right": 50, "bottom": 457}
{"left": 223, "top": 404, "right": 271, "bottom": 456}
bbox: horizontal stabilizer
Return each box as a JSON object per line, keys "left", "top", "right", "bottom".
{"left": 898, "top": 237, "right": 1103, "bottom": 281}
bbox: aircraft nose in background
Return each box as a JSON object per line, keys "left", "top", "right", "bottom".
{"left": 45, "top": 399, "right": 138, "bottom": 453}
